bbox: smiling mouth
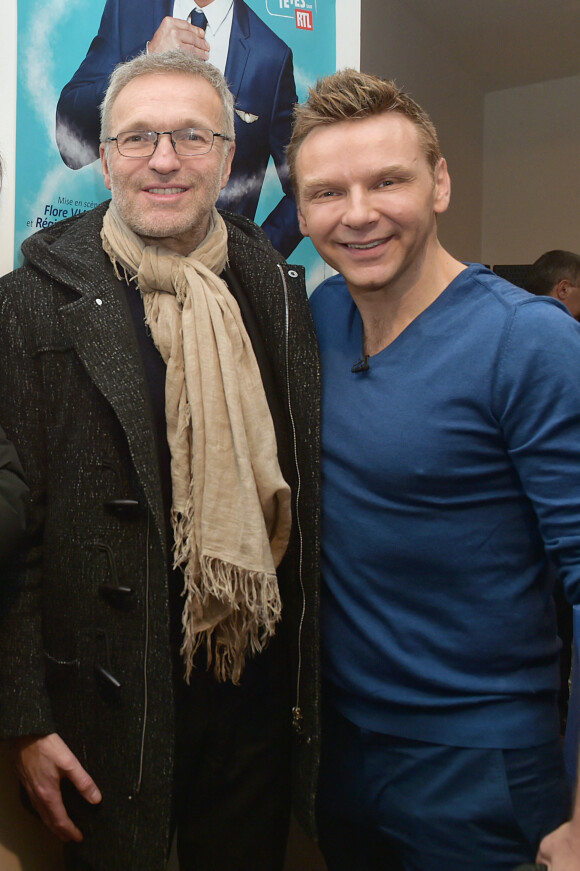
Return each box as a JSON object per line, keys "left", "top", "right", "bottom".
{"left": 146, "top": 187, "right": 187, "bottom": 195}
{"left": 345, "top": 239, "right": 387, "bottom": 250}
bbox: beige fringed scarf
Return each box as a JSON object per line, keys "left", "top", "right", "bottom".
{"left": 101, "top": 201, "right": 292, "bottom": 683}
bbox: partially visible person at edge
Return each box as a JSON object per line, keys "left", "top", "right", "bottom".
{"left": 0, "top": 154, "right": 29, "bottom": 567}
{"left": 0, "top": 50, "right": 320, "bottom": 871}
{"left": 523, "top": 249, "right": 580, "bottom": 788}
{"left": 0, "top": 424, "right": 27, "bottom": 566}
{"left": 524, "top": 249, "right": 580, "bottom": 320}
{"left": 55, "top": 0, "right": 303, "bottom": 257}
{"left": 287, "top": 68, "right": 580, "bottom": 871}
{"left": 524, "top": 249, "right": 580, "bottom": 733}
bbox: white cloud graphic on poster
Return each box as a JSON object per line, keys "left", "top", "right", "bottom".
{"left": 18, "top": 0, "right": 103, "bottom": 251}
{"left": 23, "top": 0, "right": 73, "bottom": 144}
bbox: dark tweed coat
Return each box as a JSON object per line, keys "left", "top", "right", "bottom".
{"left": 0, "top": 203, "right": 321, "bottom": 868}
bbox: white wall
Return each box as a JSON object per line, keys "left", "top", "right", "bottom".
{"left": 336, "top": 0, "right": 360, "bottom": 68}
{"left": 482, "top": 74, "right": 580, "bottom": 265}
{"left": 0, "top": 0, "right": 17, "bottom": 275}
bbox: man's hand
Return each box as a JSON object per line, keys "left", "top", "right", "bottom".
{"left": 537, "top": 819, "right": 580, "bottom": 870}
{"left": 11, "top": 732, "right": 102, "bottom": 843}
{"left": 148, "top": 16, "right": 210, "bottom": 59}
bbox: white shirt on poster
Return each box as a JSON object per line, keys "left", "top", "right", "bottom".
{"left": 172, "top": 0, "right": 234, "bottom": 74}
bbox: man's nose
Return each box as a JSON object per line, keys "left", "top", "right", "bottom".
{"left": 148, "top": 133, "right": 182, "bottom": 171}
{"left": 342, "top": 190, "right": 379, "bottom": 228}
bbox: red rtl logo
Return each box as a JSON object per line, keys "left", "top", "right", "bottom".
{"left": 296, "top": 9, "right": 313, "bottom": 30}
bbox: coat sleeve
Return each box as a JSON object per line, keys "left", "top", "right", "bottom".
{"left": 0, "top": 424, "right": 28, "bottom": 566}
{"left": 0, "top": 275, "right": 55, "bottom": 739}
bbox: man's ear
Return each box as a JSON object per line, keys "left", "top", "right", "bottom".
{"left": 220, "top": 142, "right": 236, "bottom": 191}
{"left": 297, "top": 206, "right": 310, "bottom": 238}
{"left": 555, "top": 279, "right": 570, "bottom": 300}
{"left": 433, "top": 157, "right": 451, "bottom": 215}
{"left": 100, "top": 143, "right": 112, "bottom": 192}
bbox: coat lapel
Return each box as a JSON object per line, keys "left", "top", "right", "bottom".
{"left": 51, "top": 210, "right": 166, "bottom": 547}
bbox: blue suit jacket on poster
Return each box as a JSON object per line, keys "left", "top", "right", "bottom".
{"left": 56, "top": 0, "right": 302, "bottom": 256}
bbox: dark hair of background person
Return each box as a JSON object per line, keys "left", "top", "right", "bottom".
{"left": 524, "top": 250, "right": 580, "bottom": 295}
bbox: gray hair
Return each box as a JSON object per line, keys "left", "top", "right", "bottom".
{"left": 99, "top": 49, "right": 236, "bottom": 142}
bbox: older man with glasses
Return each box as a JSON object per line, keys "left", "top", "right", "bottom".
{"left": 0, "top": 49, "right": 320, "bottom": 871}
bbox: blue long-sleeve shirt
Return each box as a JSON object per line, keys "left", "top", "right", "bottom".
{"left": 310, "top": 264, "right": 580, "bottom": 749}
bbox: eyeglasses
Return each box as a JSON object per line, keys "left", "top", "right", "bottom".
{"left": 105, "top": 127, "right": 233, "bottom": 158}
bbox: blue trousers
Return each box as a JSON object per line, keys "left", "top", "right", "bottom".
{"left": 317, "top": 705, "right": 571, "bottom": 871}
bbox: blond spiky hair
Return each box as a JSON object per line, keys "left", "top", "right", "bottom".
{"left": 287, "top": 68, "right": 441, "bottom": 195}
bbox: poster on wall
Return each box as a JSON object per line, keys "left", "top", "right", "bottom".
{"left": 15, "top": 0, "right": 337, "bottom": 290}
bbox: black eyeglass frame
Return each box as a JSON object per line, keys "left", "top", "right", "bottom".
{"left": 104, "top": 127, "right": 233, "bottom": 158}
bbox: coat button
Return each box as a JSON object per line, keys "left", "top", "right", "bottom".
{"left": 99, "top": 584, "right": 135, "bottom": 610}
{"left": 95, "top": 663, "right": 121, "bottom": 690}
{"left": 104, "top": 498, "right": 142, "bottom": 519}
{"left": 95, "top": 663, "right": 122, "bottom": 705}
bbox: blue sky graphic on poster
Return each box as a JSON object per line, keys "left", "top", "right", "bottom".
{"left": 15, "top": 0, "right": 336, "bottom": 291}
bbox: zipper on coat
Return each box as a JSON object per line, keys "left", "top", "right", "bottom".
{"left": 277, "top": 264, "right": 306, "bottom": 735}
{"left": 133, "top": 509, "right": 151, "bottom": 795}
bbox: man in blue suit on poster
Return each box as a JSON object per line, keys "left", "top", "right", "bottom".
{"left": 56, "top": 0, "right": 302, "bottom": 256}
